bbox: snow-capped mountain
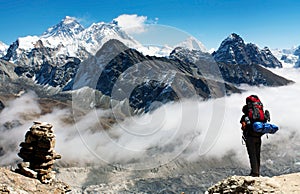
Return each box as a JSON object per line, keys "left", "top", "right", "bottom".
{"left": 175, "top": 36, "right": 206, "bottom": 52}
{"left": 2, "top": 16, "right": 142, "bottom": 67}
{"left": 80, "top": 21, "right": 142, "bottom": 54}
{"left": 271, "top": 45, "right": 300, "bottom": 68}
{"left": 0, "top": 41, "right": 8, "bottom": 57}
{"left": 1, "top": 15, "right": 210, "bottom": 81}
{"left": 42, "top": 16, "right": 84, "bottom": 40}
{"left": 2, "top": 15, "right": 209, "bottom": 69}
{"left": 0, "top": 17, "right": 294, "bottom": 113}
{"left": 213, "top": 33, "right": 282, "bottom": 68}
{"left": 272, "top": 47, "right": 299, "bottom": 68}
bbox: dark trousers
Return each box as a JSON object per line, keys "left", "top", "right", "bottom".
{"left": 245, "top": 136, "right": 261, "bottom": 176}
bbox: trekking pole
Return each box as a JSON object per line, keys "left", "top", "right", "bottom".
{"left": 242, "top": 134, "right": 246, "bottom": 145}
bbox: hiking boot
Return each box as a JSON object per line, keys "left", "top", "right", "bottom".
{"left": 249, "top": 172, "right": 259, "bottom": 177}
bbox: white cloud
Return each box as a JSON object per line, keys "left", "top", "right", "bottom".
{"left": 113, "top": 14, "right": 149, "bottom": 34}
{"left": 0, "top": 68, "right": 299, "bottom": 170}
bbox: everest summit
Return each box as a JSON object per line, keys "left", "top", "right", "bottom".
{"left": 1, "top": 16, "right": 142, "bottom": 67}
{"left": 41, "top": 16, "right": 85, "bottom": 40}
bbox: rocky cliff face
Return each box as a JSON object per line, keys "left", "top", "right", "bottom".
{"left": 213, "top": 33, "right": 283, "bottom": 68}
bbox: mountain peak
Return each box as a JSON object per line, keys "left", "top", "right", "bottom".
{"left": 95, "top": 39, "right": 129, "bottom": 57}
{"left": 213, "top": 33, "right": 282, "bottom": 68}
{"left": 62, "top": 16, "right": 77, "bottom": 24}
{"left": 223, "top": 33, "right": 245, "bottom": 45}
{"left": 41, "top": 16, "right": 84, "bottom": 39}
{"left": 229, "top": 33, "right": 241, "bottom": 39}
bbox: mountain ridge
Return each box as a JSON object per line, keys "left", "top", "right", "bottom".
{"left": 213, "top": 33, "right": 283, "bottom": 68}
{"left": 0, "top": 17, "right": 295, "bottom": 112}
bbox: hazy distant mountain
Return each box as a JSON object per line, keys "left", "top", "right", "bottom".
{"left": 272, "top": 45, "right": 300, "bottom": 68}
{"left": 0, "top": 41, "right": 8, "bottom": 57}
{"left": 271, "top": 47, "right": 299, "bottom": 68}
{"left": 213, "top": 33, "right": 283, "bottom": 68}
{"left": 137, "top": 36, "right": 206, "bottom": 57}
{"left": 175, "top": 36, "right": 206, "bottom": 52}
{"left": 294, "top": 46, "right": 300, "bottom": 68}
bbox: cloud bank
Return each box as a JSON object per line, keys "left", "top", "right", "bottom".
{"left": 0, "top": 68, "right": 299, "bottom": 170}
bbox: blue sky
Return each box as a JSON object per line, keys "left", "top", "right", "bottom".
{"left": 0, "top": 0, "right": 299, "bottom": 50}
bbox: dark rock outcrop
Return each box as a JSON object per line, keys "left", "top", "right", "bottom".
{"left": 1, "top": 40, "right": 19, "bottom": 61}
{"left": 0, "top": 59, "right": 18, "bottom": 80}
{"left": 0, "top": 100, "right": 4, "bottom": 112}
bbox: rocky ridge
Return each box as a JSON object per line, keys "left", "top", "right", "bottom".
{"left": 171, "top": 46, "right": 292, "bottom": 87}
{"left": 0, "top": 37, "right": 293, "bottom": 112}
{"left": 0, "top": 167, "right": 70, "bottom": 194}
{"left": 70, "top": 39, "right": 241, "bottom": 111}
{"left": 206, "top": 173, "right": 300, "bottom": 194}
{"left": 0, "top": 20, "right": 294, "bottom": 113}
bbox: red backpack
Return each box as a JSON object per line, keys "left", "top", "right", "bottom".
{"left": 246, "top": 95, "right": 270, "bottom": 122}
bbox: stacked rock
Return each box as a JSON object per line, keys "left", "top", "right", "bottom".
{"left": 16, "top": 121, "right": 61, "bottom": 184}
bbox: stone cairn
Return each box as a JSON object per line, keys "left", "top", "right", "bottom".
{"left": 16, "top": 121, "right": 61, "bottom": 184}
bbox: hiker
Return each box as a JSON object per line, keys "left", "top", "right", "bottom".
{"left": 240, "top": 104, "right": 262, "bottom": 177}
{"left": 240, "top": 95, "right": 265, "bottom": 177}
{"left": 240, "top": 95, "right": 278, "bottom": 177}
